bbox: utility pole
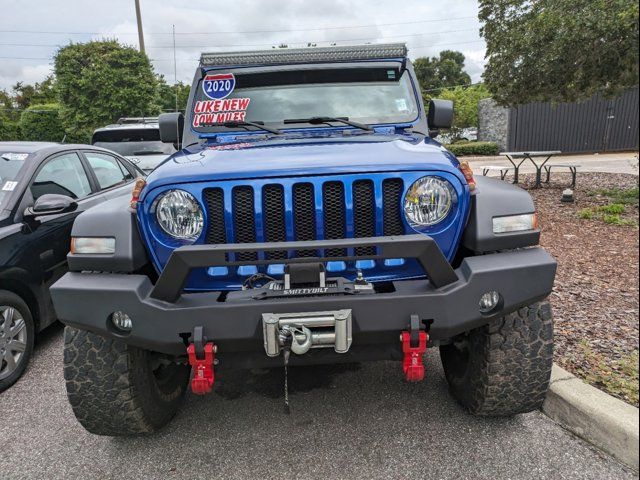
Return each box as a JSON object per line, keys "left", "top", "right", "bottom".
{"left": 173, "top": 24, "right": 178, "bottom": 112}
{"left": 134, "top": 0, "right": 145, "bottom": 54}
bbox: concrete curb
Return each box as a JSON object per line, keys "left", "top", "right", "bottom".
{"left": 542, "top": 364, "right": 639, "bottom": 471}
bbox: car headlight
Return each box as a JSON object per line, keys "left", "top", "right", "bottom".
{"left": 155, "top": 189, "right": 204, "bottom": 240}
{"left": 404, "top": 176, "right": 457, "bottom": 227}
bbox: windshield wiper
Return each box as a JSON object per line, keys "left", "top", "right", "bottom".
{"left": 221, "top": 121, "right": 282, "bottom": 135}
{"left": 133, "top": 150, "right": 167, "bottom": 155}
{"left": 283, "top": 116, "right": 373, "bottom": 132}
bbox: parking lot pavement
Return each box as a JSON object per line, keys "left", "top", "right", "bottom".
{"left": 1, "top": 325, "right": 635, "bottom": 480}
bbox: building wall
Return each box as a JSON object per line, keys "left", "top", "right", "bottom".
{"left": 477, "top": 98, "right": 510, "bottom": 151}
{"left": 478, "top": 87, "right": 639, "bottom": 153}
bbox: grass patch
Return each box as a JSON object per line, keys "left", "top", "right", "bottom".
{"left": 578, "top": 196, "right": 638, "bottom": 226}
{"left": 575, "top": 342, "right": 639, "bottom": 407}
{"left": 599, "top": 203, "right": 625, "bottom": 215}
{"left": 603, "top": 213, "right": 636, "bottom": 226}
{"left": 594, "top": 186, "right": 639, "bottom": 206}
{"left": 578, "top": 203, "right": 638, "bottom": 227}
{"left": 578, "top": 208, "right": 593, "bottom": 219}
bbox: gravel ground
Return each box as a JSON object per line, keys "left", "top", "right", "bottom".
{"left": 0, "top": 324, "right": 635, "bottom": 480}
{"left": 521, "top": 172, "right": 639, "bottom": 405}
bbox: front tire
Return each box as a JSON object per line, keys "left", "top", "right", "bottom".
{"left": 63, "top": 327, "right": 190, "bottom": 436}
{"left": 0, "top": 290, "right": 35, "bottom": 392}
{"left": 440, "top": 301, "right": 553, "bottom": 416}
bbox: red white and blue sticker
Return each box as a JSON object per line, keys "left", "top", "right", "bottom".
{"left": 192, "top": 98, "right": 252, "bottom": 126}
{"left": 202, "top": 73, "right": 236, "bottom": 100}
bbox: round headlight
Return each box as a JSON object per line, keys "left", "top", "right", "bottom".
{"left": 155, "top": 189, "right": 204, "bottom": 240}
{"left": 404, "top": 176, "right": 457, "bottom": 227}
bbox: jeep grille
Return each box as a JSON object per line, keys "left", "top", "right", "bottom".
{"left": 202, "top": 177, "right": 405, "bottom": 260}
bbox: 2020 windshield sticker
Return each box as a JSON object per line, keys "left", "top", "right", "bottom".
{"left": 202, "top": 73, "right": 236, "bottom": 100}
{"left": 195, "top": 72, "right": 252, "bottom": 127}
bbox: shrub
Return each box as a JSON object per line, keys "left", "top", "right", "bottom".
{"left": 598, "top": 203, "right": 625, "bottom": 215}
{"left": 595, "top": 187, "right": 639, "bottom": 206}
{"left": 578, "top": 208, "right": 593, "bottom": 219}
{"left": 602, "top": 214, "right": 635, "bottom": 226}
{"left": 19, "top": 103, "right": 65, "bottom": 142}
{"left": 445, "top": 141, "right": 500, "bottom": 156}
{"left": 0, "top": 118, "right": 21, "bottom": 141}
{"left": 55, "top": 40, "right": 160, "bottom": 143}
{"left": 437, "top": 84, "right": 491, "bottom": 129}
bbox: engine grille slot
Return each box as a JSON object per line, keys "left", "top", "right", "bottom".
{"left": 352, "top": 180, "right": 376, "bottom": 256}
{"left": 262, "top": 184, "right": 287, "bottom": 260}
{"left": 293, "top": 183, "right": 317, "bottom": 258}
{"left": 203, "top": 188, "right": 227, "bottom": 245}
{"left": 383, "top": 178, "right": 405, "bottom": 236}
{"left": 322, "top": 181, "right": 347, "bottom": 257}
{"left": 232, "top": 186, "right": 257, "bottom": 261}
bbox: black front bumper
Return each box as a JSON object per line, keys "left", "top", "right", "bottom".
{"left": 51, "top": 235, "right": 557, "bottom": 361}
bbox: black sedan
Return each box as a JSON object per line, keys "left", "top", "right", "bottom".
{"left": 0, "top": 142, "right": 144, "bottom": 391}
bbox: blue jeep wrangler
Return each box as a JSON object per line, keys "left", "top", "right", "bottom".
{"left": 51, "top": 44, "right": 557, "bottom": 436}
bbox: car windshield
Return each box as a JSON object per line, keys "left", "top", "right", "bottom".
{"left": 92, "top": 128, "right": 176, "bottom": 157}
{"left": 0, "top": 152, "right": 28, "bottom": 209}
{"left": 191, "top": 66, "right": 419, "bottom": 132}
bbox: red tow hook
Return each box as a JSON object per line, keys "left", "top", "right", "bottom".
{"left": 401, "top": 330, "right": 428, "bottom": 382}
{"left": 187, "top": 342, "right": 216, "bottom": 395}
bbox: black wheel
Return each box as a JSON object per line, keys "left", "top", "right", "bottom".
{"left": 440, "top": 301, "right": 553, "bottom": 416}
{"left": 63, "top": 327, "right": 190, "bottom": 436}
{"left": 0, "top": 290, "right": 35, "bottom": 392}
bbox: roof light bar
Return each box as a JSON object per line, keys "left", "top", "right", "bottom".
{"left": 199, "top": 43, "right": 408, "bottom": 67}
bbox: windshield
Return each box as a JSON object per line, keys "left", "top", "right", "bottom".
{"left": 0, "top": 153, "right": 28, "bottom": 209}
{"left": 191, "top": 66, "right": 419, "bottom": 132}
{"left": 92, "top": 128, "right": 176, "bottom": 157}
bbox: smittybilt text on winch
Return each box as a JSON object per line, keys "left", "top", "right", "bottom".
{"left": 51, "top": 44, "right": 557, "bottom": 436}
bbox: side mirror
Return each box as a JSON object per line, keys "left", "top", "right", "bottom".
{"left": 428, "top": 99, "right": 454, "bottom": 129}
{"left": 159, "top": 112, "right": 184, "bottom": 145}
{"left": 24, "top": 194, "right": 78, "bottom": 218}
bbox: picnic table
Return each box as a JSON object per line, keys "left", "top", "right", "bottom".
{"left": 500, "top": 151, "right": 562, "bottom": 187}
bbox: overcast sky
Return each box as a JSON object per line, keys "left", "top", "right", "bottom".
{"left": 0, "top": 0, "right": 486, "bottom": 91}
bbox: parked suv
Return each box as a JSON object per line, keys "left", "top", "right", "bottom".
{"left": 0, "top": 142, "right": 143, "bottom": 391}
{"left": 51, "top": 44, "right": 556, "bottom": 436}
{"left": 91, "top": 118, "right": 176, "bottom": 173}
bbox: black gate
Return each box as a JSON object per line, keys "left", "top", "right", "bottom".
{"left": 508, "top": 87, "right": 639, "bottom": 153}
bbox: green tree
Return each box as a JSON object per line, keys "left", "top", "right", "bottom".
{"left": 0, "top": 117, "right": 20, "bottom": 141}
{"left": 157, "top": 75, "right": 191, "bottom": 112}
{"left": 438, "top": 84, "right": 491, "bottom": 130}
{"left": 12, "top": 75, "right": 57, "bottom": 110}
{"left": 0, "top": 89, "right": 20, "bottom": 140}
{"left": 54, "top": 40, "right": 160, "bottom": 142}
{"left": 19, "top": 103, "right": 65, "bottom": 142}
{"left": 480, "top": 0, "right": 640, "bottom": 105}
{"left": 413, "top": 50, "right": 472, "bottom": 94}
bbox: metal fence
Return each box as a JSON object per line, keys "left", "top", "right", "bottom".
{"left": 507, "top": 87, "right": 639, "bottom": 153}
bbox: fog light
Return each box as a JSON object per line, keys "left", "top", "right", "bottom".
{"left": 479, "top": 291, "right": 500, "bottom": 313}
{"left": 111, "top": 311, "right": 132, "bottom": 332}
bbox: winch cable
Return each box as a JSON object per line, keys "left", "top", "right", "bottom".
{"left": 279, "top": 327, "right": 294, "bottom": 414}
{"left": 242, "top": 273, "right": 276, "bottom": 290}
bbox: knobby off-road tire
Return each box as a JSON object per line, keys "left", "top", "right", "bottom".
{"left": 440, "top": 300, "right": 553, "bottom": 416}
{"left": 0, "top": 290, "right": 35, "bottom": 392}
{"left": 63, "top": 327, "right": 190, "bottom": 436}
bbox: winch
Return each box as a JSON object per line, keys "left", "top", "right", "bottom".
{"left": 262, "top": 309, "right": 353, "bottom": 357}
